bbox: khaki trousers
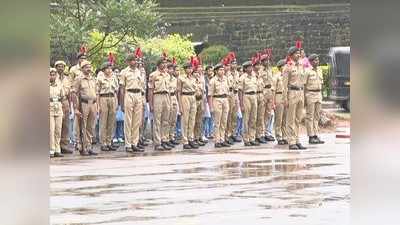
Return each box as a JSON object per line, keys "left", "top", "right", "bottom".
{"left": 212, "top": 97, "right": 229, "bottom": 143}
{"left": 264, "top": 97, "right": 274, "bottom": 135}
{"left": 168, "top": 95, "right": 178, "bottom": 140}
{"left": 75, "top": 102, "right": 96, "bottom": 150}
{"left": 243, "top": 94, "right": 258, "bottom": 143}
{"left": 60, "top": 99, "right": 70, "bottom": 149}
{"left": 194, "top": 98, "right": 204, "bottom": 140}
{"left": 139, "top": 96, "right": 145, "bottom": 140}
{"left": 50, "top": 114, "right": 63, "bottom": 153}
{"left": 181, "top": 95, "right": 196, "bottom": 144}
{"left": 274, "top": 102, "right": 287, "bottom": 140}
{"left": 256, "top": 93, "right": 266, "bottom": 138}
{"left": 124, "top": 92, "right": 143, "bottom": 146}
{"left": 286, "top": 90, "right": 305, "bottom": 145}
{"left": 99, "top": 96, "right": 117, "bottom": 146}
{"left": 226, "top": 92, "right": 238, "bottom": 138}
{"left": 305, "top": 100, "right": 321, "bottom": 137}
{"left": 153, "top": 94, "right": 170, "bottom": 145}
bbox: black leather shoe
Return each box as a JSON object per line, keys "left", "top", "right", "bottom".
{"left": 125, "top": 147, "right": 133, "bottom": 152}
{"left": 88, "top": 150, "right": 98, "bottom": 155}
{"left": 265, "top": 135, "right": 275, "bottom": 141}
{"left": 226, "top": 139, "right": 234, "bottom": 145}
{"left": 161, "top": 143, "right": 172, "bottom": 150}
{"left": 170, "top": 139, "right": 179, "bottom": 145}
{"left": 309, "top": 136, "right": 320, "bottom": 144}
{"left": 108, "top": 145, "right": 119, "bottom": 151}
{"left": 101, "top": 145, "right": 110, "bottom": 151}
{"left": 244, "top": 142, "right": 252, "bottom": 146}
{"left": 197, "top": 140, "right": 206, "bottom": 146}
{"left": 183, "top": 144, "right": 192, "bottom": 149}
{"left": 316, "top": 136, "right": 325, "bottom": 144}
{"left": 215, "top": 143, "right": 222, "bottom": 148}
{"left": 139, "top": 139, "right": 149, "bottom": 146}
{"left": 296, "top": 143, "right": 307, "bottom": 150}
{"left": 137, "top": 143, "right": 145, "bottom": 149}
{"left": 277, "top": 140, "right": 286, "bottom": 145}
{"left": 163, "top": 141, "right": 174, "bottom": 148}
{"left": 258, "top": 137, "right": 267, "bottom": 144}
{"left": 221, "top": 142, "right": 230, "bottom": 147}
{"left": 228, "top": 136, "right": 235, "bottom": 143}
{"left": 201, "top": 139, "right": 208, "bottom": 144}
{"left": 250, "top": 141, "right": 260, "bottom": 146}
{"left": 283, "top": 140, "right": 289, "bottom": 145}
{"left": 79, "top": 150, "right": 90, "bottom": 156}
{"left": 54, "top": 152, "right": 64, "bottom": 157}
{"left": 289, "top": 144, "right": 299, "bottom": 150}
{"left": 189, "top": 141, "right": 199, "bottom": 149}
{"left": 233, "top": 136, "right": 242, "bottom": 142}
{"left": 132, "top": 145, "right": 145, "bottom": 152}
{"left": 61, "top": 148, "right": 73, "bottom": 154}
{"left": 154, "top": 145, "right": 165, "bottom": 151}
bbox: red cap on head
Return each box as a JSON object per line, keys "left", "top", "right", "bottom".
{"left": 295, "top": 40, "right": 302, "bottom": 49}
{"left": 108, "top": 52, "right": 116, "bottom": 65}
{"left": 172, "top": 57, "right": 177, "bottom": 65}
{"left": 79, "top": 44, "right": 87, "bottom": 54}
{"left": 135, "top": 47, "right": 143, "bottom": 58}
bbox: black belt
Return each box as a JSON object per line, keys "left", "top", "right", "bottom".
{"left": 170, "top": 92, "right": 176, "bottom": 96}
{"left": 257, "top": 91, "right": 263, "bottom": 94}
{"left": 81, "top": 98, "right": 96, "bottom": 104}
{"left": 229, "top": 87, "right": 233, "bottom": 92}
{"left": 244, "top": 91, "right": 256, "bottom": 95}
{"left": 213, "top": 94, "right": 227, "bottom": 98}
{"left": 307, "top": 89, "right": 321, "bottom": 92}
{"left": 233, "top": 90, "right": 238, "bottom": 94}
{"left": 264, "top": 84, "right": 272, "bottom": 89}
{"left": 196, "top": 95, "right": 203, "bottom": 100}
{"left": 154, "top": 91, "right": 168, "bottom": 95}
{"left": 49, "top": 97, "right": 61, "bottom": 102}
{"left": 275, "top": 91, "right": 283, "bottom": 94}
{"left": 182, "top": 92, "right": 195, "bottom": 95}
{"left": 289, "top": 86, "right": 304, "bottom": 91}
{"left": 99, "top": 93, "right": 115, "bottom": 97}
{"left": 127, "top": 89, "right": 141, "bottom": 93}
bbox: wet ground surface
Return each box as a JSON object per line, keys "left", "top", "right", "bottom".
{"left": 50, "top": 133, "right": 349, "bottom": 225}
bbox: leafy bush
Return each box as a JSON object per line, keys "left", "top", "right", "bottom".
{"left": 198, "top": 45, "right": 230, "bottom": 66}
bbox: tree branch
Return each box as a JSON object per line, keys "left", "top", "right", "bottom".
{"left": 76, "top": 0, "right": 82, "bottom": 26}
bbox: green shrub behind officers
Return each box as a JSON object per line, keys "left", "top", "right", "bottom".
{"left": 304, "top": 54, "right": 325, "bottom": 144}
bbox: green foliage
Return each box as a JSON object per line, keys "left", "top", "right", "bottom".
{"left": 198, "top": 45, "right": 230, "bottom": 66}
{"left": 50, "top": 0, "right": 160, "bottom": 65}
{"left": 137, "top": 34, "right": 195, "bottom": 71}
{"left": 320, "top": 65, "right": 331, "bottom": 98}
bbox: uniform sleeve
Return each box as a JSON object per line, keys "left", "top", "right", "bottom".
{"left": 238, "top": 75, "right": 244, "bottom": 91}
{"left": 208, "top": 78, "right": 214, "bottom": 96}
{"left": 119, "top": 70, "right": 126, "bottom": 86}
{"left": 72, "top": 77, "right": 81, "bottom": 93}
{"left": 282, "top": 66, "right": 289, "bottom": 101}
{"left": 96, "top": 76, "right": 102, "bottom": 95}
{"left": 148, "top": 72, "right": 155, "bottom": 89}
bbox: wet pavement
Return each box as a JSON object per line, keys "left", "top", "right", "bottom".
{"left": 50, "top": 133, "right": 349, "bottom": 225}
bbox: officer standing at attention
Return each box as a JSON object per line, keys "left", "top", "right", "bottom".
{"left": 282, "top": 47, "right": 307, "bottom": 150}
{"left": 167, "top": 59, "right": 180, "bottom": 146}
{"left": 177, "top": 60, "right": 198, "bottom": 149}
{"left": 304, "top": 54, "right": 325, "bottom": 144}
{"left": 149, "top": 59, "right": 173, "bottom": 151}
{"left": 96, "top": 61, "right": 119, "bottom": 151}
{"left": 119, "top": 54, "right": 145, "bottom": 152}
{"left": 193, "top": 61, "right": 206, "bottom": 147}
{"left": 253, "top": 55, "right": 267, "bottom": 144}
{"left": 71, "top": 60, "right": 98, "bottom": 156}
{"left": 69, "top": 47, "right": 87, "bottom": 81}
{"left": 274, "top": 59, "right": 289, "bottom": 145}
{"left": 239, "top": 61, "right": 259, "bottom": 146}
{"left": 208, "top": 63, "right": 230, "bottom": 148}
{"left": 54, "top": 60, "right": 73, "bottom": 154}
{"left": 50, "top": 68, "right": 65, "bottom": 157}
{"left": 228, "top": 54, "right": 241, "bottom": 143}
{"left": 260, "top": 50, "right": 276, "bottom": 142}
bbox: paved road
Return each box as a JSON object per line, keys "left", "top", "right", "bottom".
{"left": 50, "top": 133, "right": 349, "bottom": 225}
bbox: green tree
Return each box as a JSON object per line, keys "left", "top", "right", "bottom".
{"left": 198, "top": 45, "right": 230, "bottom": 66}
{"left": 50, "top": 0, "right": 160, "bottom": 65}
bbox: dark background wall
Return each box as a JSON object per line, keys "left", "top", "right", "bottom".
{"left": 158, "top": 0, "right": 351, "bottom": 64}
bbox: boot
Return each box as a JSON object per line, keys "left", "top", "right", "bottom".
{"left": 154, "top": 145, "right": 165, "bottom": 151}
{"left": 61, "top": 147, "right": 73, "bottom": 154}
{"left": 163, "top": 141, "right": 174, "bottom": 148}
{"left": 226, "top": 138, "right": 234, "bottom": 145}
{"left": 132, "top": 145, "right": 145, "bottom": 152}
{"left": 309, "top": 136, "right": 320, "bottom": 144}
{"left": 221, "top": 141, "right": 230, "bottom": 147}
{"left": 265, "top": 135, "right": 275, "bottom": 142}
{"left": 214, "top": 142, "right": 222, "bottom": 148}
{"left": 244, "top": 142, "right": 252, "bottom": 146}
{"left": 161, "top": 142, "right": 172, "bottom": 150}
{"left": 250, "top": 140, "right": 260, "bottom": 146}
{"left": 277, "top": 140, "right": 286, "bottom": 145}
{"left": 296, "top": 143, "right": 307, "bottom": 150}
{"left": 100, "top": 145, "right": 110, "bottom": 151}
{"left": 197, "top": 139, "right": 206, "bottom": 146}
{"left": 53, "top": 152, "right": 64, "bottom": 157}
{"left": 108, "top": 145, "right": 119, "bottom": 151}
{"left": 183, "top": 144, "right": 192, "bottom": 149}
{"left": 189, "top": 141, "right": 199, "bottom": 149}
{"left": 316, "top": 136, "right": 325, "bottom": 144}
{"left": 258, "top": 137, "right": 267, "bottom": 144}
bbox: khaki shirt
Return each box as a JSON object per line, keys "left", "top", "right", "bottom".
{"left": 282, "top": 61, "right": 306, "bottom": 101}
{"left": 169, "top": 74, "right": 178, "bottom": 94}
{"left": 262, "top": 67, "right": 275, "bottom": 98}
{"left": 56, "top": 72, "right": 72, "bottom": 98}
{"left": 149, "top": 70, "right": 169, "bottom": 93}
{"left": 72, "top": 74, "right": 97, "bottom": 100}
{"left": 238, "top": 72, "right": 257, "bottom": 93}
{"left": 304, "top": 67, "right": 323, "bottom": 103}
{"left": 49, "top": 82, "right": 64, "bottom": 116}
{"left": 256, "top": 72, "right": 265, "bottom": 93}
{"left": 96, "top": 71, "right": 119, "bottom": 95}
{"left": 208, "top": 75, "right": 229, "bottom": 96}
{"left": 179, "top": 74, "right": 196, "bottom": 93}
{"left": 274, "top": 72, "right": 285, "bottom": 103}
{"left": 226, "top": 71, "right": 235, "bottom": 92}
{"left": 69, "top": 64, "right": 82, "bottom": 81}
{"left": 119, "top": 66, "right": 145, "bottom": 92}
{"left": 194, "top": 75, "right": 205, "bottom": 97}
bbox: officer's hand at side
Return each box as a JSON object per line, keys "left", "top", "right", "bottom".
{"left": 75, "top": 110, "right": 82, "bottom": 118}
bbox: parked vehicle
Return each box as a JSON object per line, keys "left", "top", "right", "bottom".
{"left": 328, "top": 46, "right": 350, "bottom": 111}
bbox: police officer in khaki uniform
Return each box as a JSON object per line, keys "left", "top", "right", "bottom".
{"left": 282, "top": 47, "right": 307, "bottom": 150}
{"left": 96, "top": 62, "right": 119, "bottom": 151}
{"left": 167, "top": 62, "right": 179, "bottom": 146}
{"left": 228, "top": 57, "right": 241, "bottom": 142}
{"left": 119, "top": 54, "right": 145, "bottom": 152}
{"left": 54, "top": 60, "right": 73, "bottom": 154}
{"left": 50, "top": 68, "right": 65, "bottom": 157}
{"left": 239, "top": 61, "right": 259, "bottom": 146}
{"left": 304, "top": 54, "right": 325, "bottom": 144}
{"left": 208, "top": 63, "right": 230, "bottom": 148}
{"left": 193, "top": 68, "right": 206, "bottom": 147}
{"left": 69, "top": 52, "right": 86, "bottom": 81}
{"left": 149, "top": 59, "right": 173, "bottom": 151}
{"left": 274, "top": 59, "right": 289, "bottom": 145}
{"left": 253, "top": 59, "right": 267, "bottom": 144}
{"left": 71, "top": 60, "right": 98, "bottom": 156}
{"left": 261, "top": 54, "right": 276, "bottom": 142}
{"left": 177, "top": 62, "right": 198, "bottom": 149}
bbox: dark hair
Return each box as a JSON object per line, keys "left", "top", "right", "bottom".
{"left": 156, "top": 59, "right": 164, "bottom": 67}
{"left": 205, "top": 65, "right": 213, "bottom": 70}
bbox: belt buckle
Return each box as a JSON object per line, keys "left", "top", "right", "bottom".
{"left": 52, "top": 97, "right": 58, "bottom": 102}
